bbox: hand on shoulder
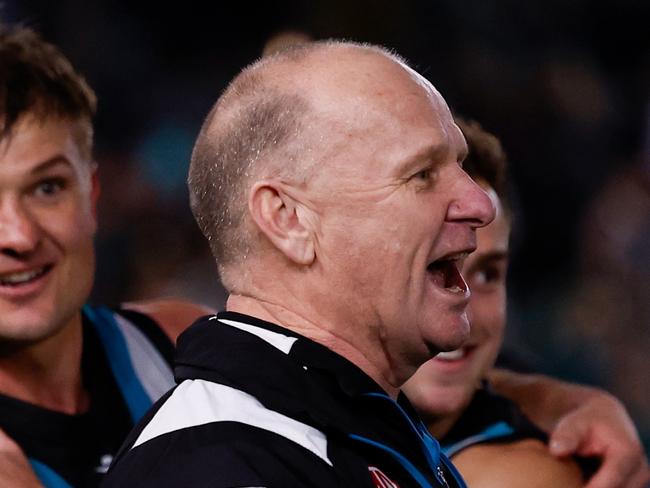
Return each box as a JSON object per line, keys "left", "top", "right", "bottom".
{"left": 489, "top": 369, "right": 650, "bottom": 488}
{"left": 122, "top": 298, "right": 215, "bottom": 343}
{"left": 452, "top": 438, "right": 584, "bottom": 488}
{"left": 548, "top": 390, "right": 650, "bottom": 488}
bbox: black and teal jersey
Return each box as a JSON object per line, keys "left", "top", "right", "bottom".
{"left": 0, "top": 305, "right": 175, "bottom": 488}
{"left": 439, "top": 384, "right": 546, "bottom": 458}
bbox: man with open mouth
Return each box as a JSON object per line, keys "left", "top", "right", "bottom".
{"left": 404, "top": 119, "right": 650, "bottom": 487}
{"left": 1, "top": 24, "right": 645, "bottom": 488}
{"left": 404, "top": 119, "right": 585, "bottom": 487}
{"left": 103, "top": 40, "right": 648, "bottom": 488}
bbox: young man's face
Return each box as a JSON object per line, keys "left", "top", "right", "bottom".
{"left": 0, "top": 114, "right": 98, "bottom": 346}
{"left": 403, "top": 184, "right": 510, "bottom": 422}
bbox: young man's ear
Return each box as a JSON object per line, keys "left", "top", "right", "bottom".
{"left": 248, "top": 180, "right": 315, "bottom": 265}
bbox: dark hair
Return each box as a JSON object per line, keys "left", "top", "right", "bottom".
{"left": 455, "top": 117, "right": 510, "bottom": 212}
{"left": 0, "top": 24, "right": 96, "bottom": 157}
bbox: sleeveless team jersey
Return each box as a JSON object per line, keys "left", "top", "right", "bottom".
{"left": 0, "top": 305, "right": 175, "bottom": 488}
{"left": 440, "top": 384, "right": 546, "bottom": 457}
{"left": 439, "top": 384, "right": 598, "bottom": 480}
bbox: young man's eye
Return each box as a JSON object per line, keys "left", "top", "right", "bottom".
{"left": 35, "top": 178, "right": 66, "bottom": 197}
{"left": 471, "top": 265, "right": 505, "bottom": 288}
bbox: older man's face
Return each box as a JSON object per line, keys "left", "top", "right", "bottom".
{"left": 305, "top": 56, "right": 495, "bottom": 382}
{"left": 403, "top": 184, "right": 510, "bottom": 418}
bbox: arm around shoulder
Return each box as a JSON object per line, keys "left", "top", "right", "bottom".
{"left": 488, "top": 369, "right": 650, "bottom": 488}
{"left": 122, "top": 298, "right": 215, "bottom": 343}
{"left": 452, "top": 439, "right": 584, "bottom": 488}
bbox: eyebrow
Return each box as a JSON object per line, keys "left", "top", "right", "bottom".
{"left": 397, "top": 142, "right": 448, "bottom": 175}
{"left": 30, "top": 155, "right": 73, "bottom": 175}
{"left": 469, "top": 250, "right": 509, "bottom": 268}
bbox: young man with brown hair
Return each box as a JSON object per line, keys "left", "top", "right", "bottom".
{"left": 0, "top": 24, "right": 209, "bottom": 487}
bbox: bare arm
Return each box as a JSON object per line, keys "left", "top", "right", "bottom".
{"left": 453, "top": 438, "right": 584, "bottom": 488}
{"left": 0, "top": 429, "right": 43, "bottom": 488}
{"left": 122, "top": 298, "right": 215, "bottom": 343}
{"left": 489, "top": 369, "right": 650, "bottom": 488}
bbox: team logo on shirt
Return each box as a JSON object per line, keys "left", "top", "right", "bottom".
{"left": 368, "top": 466, "right": 400, "bottom": 488}
{"left": 94, "top": 454, "right": 113, "bottom": 474}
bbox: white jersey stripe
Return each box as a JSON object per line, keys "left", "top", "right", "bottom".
{"left": 217, "top": 318, "right": 298, "bottom": 354}
{"left": 113, "top": 314, "right": 175, "bottom": 402}
{"left": 132, "top": 379, "right": 332, "bottom": 466}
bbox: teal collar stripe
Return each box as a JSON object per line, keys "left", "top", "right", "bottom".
{"left": 349, "top": 434, "right": 437, "bottom": 487}
{"left": 442, "top": 421, "right": 515, "bottom": 457}
{"left": 83, "top": 305, "right": 154, "bottom": 422}
{"left": 354, "top": 392, "right": 467, "bottom": 487}
{"left": 30, "top": 459, "right": 73, "bottom": 488}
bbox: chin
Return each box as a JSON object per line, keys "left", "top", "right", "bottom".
{"left": 408, "top": 382, "right": 472, "bottom": 419}
{"left": 0, "top": 321, "right": 58, "bottom": 344}
{"left": 433, "top": 327, "right": 470, "bottom": 354}
{"left": 422, "top": 311, "right": 470, "bottom": 352}
{"left": 0, "top": 303, "right": 66, "bottom": 344}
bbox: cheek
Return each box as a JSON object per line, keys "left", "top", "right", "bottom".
{"left": 43, "top": 203, "right": 97, "bottom": 250}
{"left": 468, "top": 292, "right": 506, "bottom": 342}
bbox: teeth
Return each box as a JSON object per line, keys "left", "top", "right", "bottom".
{"left": 446, "top": 285, "right": 463, "bottom": 293}
{"left": 439, "top": 252, "right": 469, "bottom": 263}
{"left": 436, "top": 349, "right": 465, "bottom": 361}
{"left": 429, "top": 252, "right": 469, "bottom": 268}
{"left": 0, "top": 268, "right": 45, "bottom": 285}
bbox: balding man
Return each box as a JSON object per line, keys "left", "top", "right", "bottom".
{"left": 104, "top": 41, "right": 494, "bottom": 488}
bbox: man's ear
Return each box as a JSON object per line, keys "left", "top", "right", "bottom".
{"left": 248, "top": 180, "right": 315, "bottom": 265}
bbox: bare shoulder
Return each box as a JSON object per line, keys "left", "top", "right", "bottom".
{"left": 452, "top": 438, "right": 584, "bottom": 488}
{"left": 122, "top": 298, "right": 215, "bottom": 343}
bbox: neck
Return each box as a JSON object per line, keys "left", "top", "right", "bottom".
{"left": 227, "top": 294, "right": 401, "bottom": 398}
{"left": 424, "top": 410, "right": 463, "bottom": 439}
{"left": 0, "top": 313, "right": 88, "bottom": 414}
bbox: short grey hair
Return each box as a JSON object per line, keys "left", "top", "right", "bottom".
{"left": 188, "top": 40, "right": 408, "bottom": 289}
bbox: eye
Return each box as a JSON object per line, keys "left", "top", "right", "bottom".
{"left": 473, "top": 268, "right": 498, "bottom": 285}
{"left": 468, "top": 263, "right": 507, "bottom": 291}
{"left": 413, "top": 168, "right": 431, "bottom": 181}
{"left": 34, "top": 178, "right": 66, "bottom": 198}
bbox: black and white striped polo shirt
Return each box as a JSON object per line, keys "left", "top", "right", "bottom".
{"left": 104, "top": 311, "right": 466, "bottom": 488}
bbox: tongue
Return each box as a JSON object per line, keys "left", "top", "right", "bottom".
{"left": 428, "top": 260, "right": 467, "bottom": 292}
{"left": 427, "top": 266, "right": 446, "bottom": 288}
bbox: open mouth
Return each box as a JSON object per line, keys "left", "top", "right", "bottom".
{"left": 0, "top": 265, "right": 53, "bottom": 287}
{"left": 426, "top": 252, "right": 469, "bottom": 294}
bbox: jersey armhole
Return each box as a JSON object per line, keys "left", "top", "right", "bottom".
{"left": 116, "top": 309, "right": 175, "bottom": 366}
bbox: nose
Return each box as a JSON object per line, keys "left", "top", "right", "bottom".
{"left": 447, "top": 170, "right": 496, "bottom": 229}
{"left": 0, "top": 199, "right": 42, "bottom": 257}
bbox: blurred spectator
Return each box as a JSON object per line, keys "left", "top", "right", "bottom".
{"left": 560, "top": 101, "right": 650, "bottom": 451}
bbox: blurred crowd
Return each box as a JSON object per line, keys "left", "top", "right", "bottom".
{"left": 3, "top": 0, "right": 648, "bottom": 451}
